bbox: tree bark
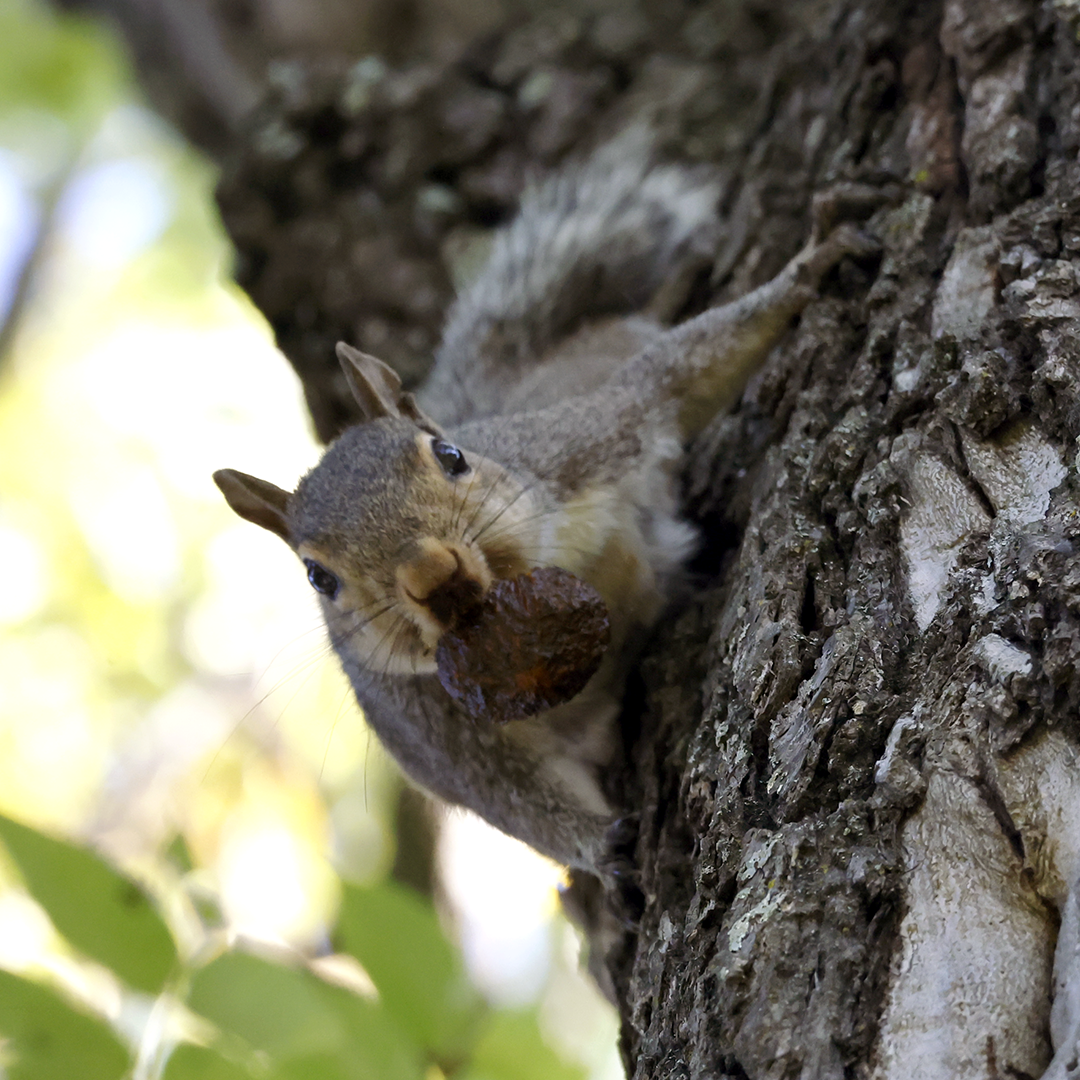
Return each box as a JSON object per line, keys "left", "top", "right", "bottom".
{"left": 91, "top": 0, "right": 1080, "bottom": 1075}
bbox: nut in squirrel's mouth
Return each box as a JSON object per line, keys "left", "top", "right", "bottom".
{"left": 396, "top": 537, "right": 493, "bottom": 642}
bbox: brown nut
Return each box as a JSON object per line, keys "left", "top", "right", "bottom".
{"left": 435, "top": 566, "right": 610, "bottom": 723}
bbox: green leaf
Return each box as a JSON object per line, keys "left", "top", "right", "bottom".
{"left": 0, "top": 813, "right": 177, "bottom": 994}
{"left": 334, "top": 880, "right": 483, "bottom": 1058}
{"left": 188, "top": 950, "right": 424, "bottom": 1080}
{"left": 165, "top": 832, "right": 195, "bottom": 875}
{"left": 459, "top": 1011, "right": 586, "bottom": 1080}
{"left": 188, "top": 951, "right": 340, "bottom": 1061}
{"left": 162, "top": 1043, "right": 258, "bottom": 1080}
{"left": 0, "top": 968, "right": 130, "bottom": 1080}
{"left": 0, "top": 0, "right": 124, "bottom": 125}
{"left": 273, "top": 1055, "right": 350, "bottom": 1080}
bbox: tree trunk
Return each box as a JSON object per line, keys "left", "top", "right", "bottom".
{"left": 88, "top": 0, "right": 1080, "bottom": 1075}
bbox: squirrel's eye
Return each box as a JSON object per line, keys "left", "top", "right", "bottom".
{"left": 304, "top": 559, "right": 340, "bottom": 599}
{"left": 431, "top": 439, "right": 469, "bottom": 478}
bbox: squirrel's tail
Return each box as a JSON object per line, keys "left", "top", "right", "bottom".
{"left": 420, "top": 132, "right": 721, "bottom": 426}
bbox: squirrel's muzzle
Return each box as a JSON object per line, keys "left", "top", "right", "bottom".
{"left": 397, "top": 537, "right": 491, "bottom": 633}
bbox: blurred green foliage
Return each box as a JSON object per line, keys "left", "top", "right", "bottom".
{"left": 0, "top": 969, "right": 130, "bottom": 1080}
{"left": 0, "top": 3, "right": 608, "bottom": 1080}
{"left": 335, "top": 880, "right": 484, "bottom": 1059}
{"left": 0, "top": 816, "right": 585, "bottom": 1080}
{"left": 0, "top": 814, "right": 177, "bottom": 994}
{"left": 0, "top": 0, "right": 124, "bottom": 129}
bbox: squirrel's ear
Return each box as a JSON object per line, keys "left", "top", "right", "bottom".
{"left": 336, "top": 342, "right": 438, "bottom": 430}
{"left": 337, "top": 343, "right": 404, "bottom": 421}
{"left": 213, "top": 469, "right": 293, "bottom": 545}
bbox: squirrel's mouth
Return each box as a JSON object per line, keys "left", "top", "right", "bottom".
{"left": 401, "top": 548, "right": 486, "bottom": 629}
{"left": 341, "top": 518, "right": 534, "bottom": 676}
{"left": 396, "top": 538, "right": 493, "bottom": 644}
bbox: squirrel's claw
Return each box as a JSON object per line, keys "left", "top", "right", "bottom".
{"left": 810, "top": 180, "right": 904, "bottom": 241}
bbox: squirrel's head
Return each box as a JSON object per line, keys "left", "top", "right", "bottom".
{"left": 214, "top": 344, "right": 540, "bottom": 675}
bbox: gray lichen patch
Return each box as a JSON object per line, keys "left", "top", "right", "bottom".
{"left": 996, "top": 733, "right": 1080, "bottom": 1079}
{"left": 872, "top": 770, "right": 1054, "bottom": 1080}
{"left": 975, "top": 633, "right": 1033, "bottom": 682}
{"left": 930, "top": 227, "right": 999, "bottom": 340}
{"left": 896, "top": 447, "right": 991, "bottom": 631}
{"left": 960, "top": 421, "right": 1068, "bottom": 526}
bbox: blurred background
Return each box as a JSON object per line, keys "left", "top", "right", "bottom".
{"left": 0, "top": 0, "right": 619, "bottom": 1075}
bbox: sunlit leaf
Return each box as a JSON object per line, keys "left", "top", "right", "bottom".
{"left": 334, "top": 880, "right": 483, "bottom": 1058}
{"left": 0, "top": 968, "right": 130, "bottom": 1080}
{"left": 188, "top": 951, "right": 339, "bottom": 1060}
{"left": 328, "top": 984, "right": 426, "bottom": 1080}
{"left": 188, "top": 949, "right": 424, "bottom": 1080}
{"left": 165, "top": 831, "right": 195, "bottom": 875}
{"left": 0, "top": 813, "right": 177, "bottom": 993}
{"left": 458, "top": 1011, "right": 586, "bottom": 1080}
{"left": 0, "top": 0, "right": 123, "bottom": 127}
{"left": 162, "top": 1043, "right": 258, "bottom": 1080}
{"left": 274, "top": 1054, "right": 350, "bottom": 1080}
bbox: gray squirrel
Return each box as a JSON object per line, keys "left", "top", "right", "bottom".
{"left": 214, "top": 138, "right": 874, "bottom": 875}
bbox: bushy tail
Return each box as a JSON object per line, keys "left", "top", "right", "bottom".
{"left": 419, "top": 132, "right": 721, "bottom": 426}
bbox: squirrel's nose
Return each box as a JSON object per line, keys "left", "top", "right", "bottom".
{"left": 423, "top": 562, "right": 484, "bottom": 627}
{"left": 397, "top": 538, "right": 489, "bottom": 629}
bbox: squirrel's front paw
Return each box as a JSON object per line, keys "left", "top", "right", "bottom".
{"left": 823, "top": 221, "right": 882, "bottom": 262}
{"left": 601, "top": 813, "right": 640, "bottom": 865}
{"left": 810, "top": 181, "right": 903, "bottom": 241}
{"left": 799, "top": 217, "right": 882, "bottom": 283}
{"left": 596, "top": 814, "right": 644, "bottom": 927}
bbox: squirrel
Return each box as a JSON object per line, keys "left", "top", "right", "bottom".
{"left": 214, "top": 137, "right": 876, "bottom": 877}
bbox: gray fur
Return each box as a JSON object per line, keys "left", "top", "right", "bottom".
{"left": 291, "top": 420, "right": 423, "bottom": 547}
{"left": 336, "top": 657, "right": 617, "bottom": 870}
{"left": 220, "top": 140, "right": 871, "bottom": 874}
{"left": 419, "top": 134, "right": 722, "bottom": 426}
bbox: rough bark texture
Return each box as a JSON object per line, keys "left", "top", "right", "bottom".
{"left": 55, "top": 0, "right": 519, "bottom": 157}
{"left": 90, "top": 0, "right": 1080, "bottom": 1075}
